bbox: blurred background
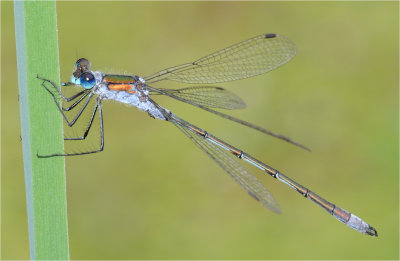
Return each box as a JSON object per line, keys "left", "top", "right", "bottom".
{"left": 2, "top": 1, "right": 398, "bottom": 260}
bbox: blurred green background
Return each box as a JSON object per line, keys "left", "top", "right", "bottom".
{"left": 2, "top": 1, "right": 398, "bottom": 260}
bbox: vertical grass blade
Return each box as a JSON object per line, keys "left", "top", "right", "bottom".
{"left": 14, "top": 1, "right": 69, "bottom": 260}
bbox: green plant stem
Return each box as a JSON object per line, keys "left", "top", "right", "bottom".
{"left": 14, "top": 1, "right": 69, "bottom": 260}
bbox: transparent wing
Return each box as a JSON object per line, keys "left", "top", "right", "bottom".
{"left": 150, "top": 86, "right": 246, "bottom": 109}
{"left": 144, "top": 34, "right": 296, "bottom": 84}
{"left": 172, "top": 116, "right": 281, "bottom": 213}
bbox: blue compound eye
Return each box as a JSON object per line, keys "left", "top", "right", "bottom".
{"left": 80, "top": 72, "right": 95, "bottom": 89}
{"left": 71, "top": 75, "right": 80, "bottom": 85}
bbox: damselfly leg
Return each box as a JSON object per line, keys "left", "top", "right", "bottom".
{"left": 37, "top": 75, "right": 104, "bottom": 157}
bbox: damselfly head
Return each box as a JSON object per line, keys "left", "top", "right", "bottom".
{"left": 71, "top": 58, "right": 92, "bottom": 86}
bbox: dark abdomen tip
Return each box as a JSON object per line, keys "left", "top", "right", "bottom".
{"left": 265, "top": 33, "right": 277, "bottom": 38}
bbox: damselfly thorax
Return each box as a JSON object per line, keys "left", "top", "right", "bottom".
{"left": 90, "top": 72, "right": 168, "bottom": 120}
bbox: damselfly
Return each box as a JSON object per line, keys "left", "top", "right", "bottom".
{"left": 37, "top": 33, "right": 377, "bottom": 236}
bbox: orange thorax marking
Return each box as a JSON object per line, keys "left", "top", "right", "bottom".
{"left": 103, "top": 75, "right": 137, "bottom": 94}
{"left": 107, "top": 84, "right": 137, "bottom": 94}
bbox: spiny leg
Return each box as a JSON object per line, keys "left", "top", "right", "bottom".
{"left": 37, "top": 75, "right": 104, "bottom": 156}
{"left": 61, "top": 81, "right": 76, "bottom": 87}
{"left": 39, "top": 76, "right": 100, "bottom": 145}
{"left": 65, "top": 97, "right": 99, "bottom": 141}
{"left": 39, "top": 77, "right": 95, "bottom": 127}
{"left": 37, "top": 98, "right": 104, "bottom": 157}
{"left": 62, "top": 91, "right": 91, "bottom": 112}
{"left": 37, "top": 75, "right": 84, "bottom": 102}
